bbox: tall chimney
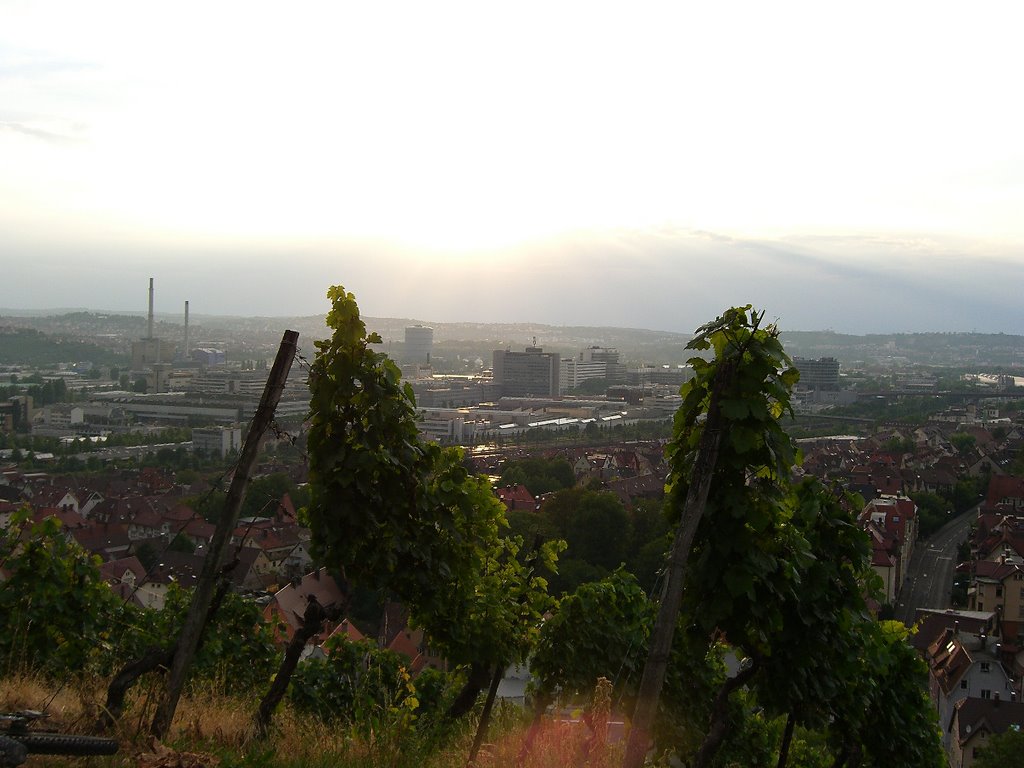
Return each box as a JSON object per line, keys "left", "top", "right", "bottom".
{"left": 184, "top": 300, "right": 190, "bottom": 359}
{"left": 147, "top": 278, "right": 155, "bottom": 339}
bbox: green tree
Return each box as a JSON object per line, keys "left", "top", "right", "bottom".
{"left": 240, "top": 472, "right": 295, "bottom": 519}
{"left": 826, "top": 621, "right": 943, "bottom": 767}
{"left": 540, "top": 487, "right": 632, "bottom": 593}
{"left": 625, "top": 306, "right": 943, "bottom": 768}
{"left": 910, "top": 490, "right": 950, "bottom": 537}
{"left": 302, "top": 285, "right": 561, "bottom": 727}
{"left": 288, "top": 635, "right": 423, "bottom": 729}
{"left": 307, "top": 287, "right": 504, "bottom": 613}
{"left": 951, "top": 474, "right": 986, "bottom": 514}
{"left": 0, "top": 508, "right": 122, "bottom": 674}
{"left": 168, "top": 533, "right": 195, "bottom": 554}
{"left": 112, "top": 582, "right": 277, "bottom": 694}
{"left": 974, "top": 727, "right": 1024, "bottom": 768}
{"left": 625, "top": 500, "right": 671, "bottom": 592}
{"left": 135, "top": 541, "right": 159, "bottom": 570}
{"left": 531, "top": 568, "right": 653, "bottom": 709}
{"left": 499, "top": 456, "right": 576, "bottom": 496}
{"left": 950, "top": 432, "right": 977, "bottom": 456}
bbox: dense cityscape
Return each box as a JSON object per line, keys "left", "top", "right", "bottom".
{"left": 2, "top": 280, "right": 1024, "bottom": 767}
{"left": 5, "top": 2, "right": 1024, "bottom": 764}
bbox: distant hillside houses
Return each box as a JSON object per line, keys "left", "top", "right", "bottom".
{"left": 0, "top": 465, "right": 311, "bottom": 610}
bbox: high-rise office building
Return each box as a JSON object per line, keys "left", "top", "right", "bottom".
{"left": 404, "top": 325, "right": 433, "bottom": 364}
{"left": 492, "top": 346, "right": 561, "bottom": 398}
{"left": 792, "top": 357, "right": 840, "bottom": 390}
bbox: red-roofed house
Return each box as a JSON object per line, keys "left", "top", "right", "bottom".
{"left": 99, "top": 556, "right": 148, "bottom": 607}
{"left": 985, "top": 475, "right": 1024, "bottom": 515}
{"left": 387, "top": 625, "right": 448, "bottom": 675}
{"left": 29, "top": 486, "right": 80, "bottom": 514}
{"left": 496, "top": 484, "right": 537, "bottom": 512}
{"left": 926, "top": 627, "right": 1013, "bottom": 749}
{"left": 326, "top": 618, "right": 365, "bottom": 645}
{"left": 859, "top": 495, "right": 918, "bottom": 597}
{"left": 69, "top": 522, "right": 132, "bottom": 560}
{"left": 263, "top": 568, "right": 347, "bottom": 647}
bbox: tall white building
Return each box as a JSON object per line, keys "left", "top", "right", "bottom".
{"left": 192, "top": 425, "right": 242, "bottom": 458}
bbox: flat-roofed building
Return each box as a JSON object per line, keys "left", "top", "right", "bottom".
{"left": 581, "top": 346, "right": 626, "bottom": 383}
{"left": 192, "top": 425, "right": 243, "bottom": 458}
{"left": 492, "top": 347, "right": 560, "bottom": 398}
{"left": 404, "top": 325, "right": 433, "bottom": 364}
{"left": 793, "top": 357, "right": 840, "bottom": 390}
{"left": 560, "top": 358, "right": 607, "bottom": 391}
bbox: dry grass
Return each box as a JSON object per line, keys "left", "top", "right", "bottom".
{"left": 0, "top": 674, "right": 624, "bottom": 768}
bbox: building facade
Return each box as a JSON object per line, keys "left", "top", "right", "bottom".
{"left": 792, "top": 357, "right": 840, "bottom": 390}
{"left": 404, "top": 325, "right": 433, "bottom": 364}
{"left": 192, "top": 425, "right": 243, "bottom": 458}
{"left": 492, "top": 347, "right": 560, "bottom": 398}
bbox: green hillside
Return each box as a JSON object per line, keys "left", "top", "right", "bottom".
{"left": 0, "top": 326, "right": 128, "bottom": 367}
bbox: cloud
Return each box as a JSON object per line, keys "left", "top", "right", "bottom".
{"left": 0, "top": 221, "right": 1022, "bottom": 336}
{"left": 0, "top": 120, "right": 82, "bottom": 144}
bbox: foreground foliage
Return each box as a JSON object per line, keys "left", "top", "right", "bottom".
{"left": 0, "top": 299, "right": 946, "bottom": 767}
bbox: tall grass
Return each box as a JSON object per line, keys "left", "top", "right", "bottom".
{"left": 0, "top": 673, "right": 623, "bottom": 768}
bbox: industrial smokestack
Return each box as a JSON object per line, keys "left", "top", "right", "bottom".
{"left": 184, "top": 300, "right": 190, "bottom": 359}
{"left": 148, "top": 278, "right": 155, "bottom": 339}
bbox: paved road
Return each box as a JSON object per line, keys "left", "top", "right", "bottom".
{"left": 896, "top": 506, "right": 976, "bottom": 626}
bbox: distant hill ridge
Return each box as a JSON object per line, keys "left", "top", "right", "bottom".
{"left": 2, "top": 310, "right": 1023, "bottom": 368}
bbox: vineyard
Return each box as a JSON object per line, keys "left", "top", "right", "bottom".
{"left": 0, "top": 293, "right": 945, "bottom": 767}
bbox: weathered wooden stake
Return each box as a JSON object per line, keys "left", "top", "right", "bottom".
{"left": 466, "top": 663, "right": 505, "bottom": 767}
{"left": 621, "top": 360, "right": 734, "bottom": 768}
{"left": 150, "top": 329, "right": 298, "bottom": 738}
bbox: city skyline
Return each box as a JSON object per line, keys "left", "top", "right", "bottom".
{"left": 3, "top": 2, "right": 1023, "bottom": 334}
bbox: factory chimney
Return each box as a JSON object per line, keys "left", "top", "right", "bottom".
{"left": 184, "top": 300, "right": 190, "bottom": 359}
{"left": 147, "top": 277, "right": 155, "bottom": 339}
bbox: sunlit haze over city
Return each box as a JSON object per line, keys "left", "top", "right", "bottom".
{"left": 3, "top": 1, "right": 1023, "bottom": 334}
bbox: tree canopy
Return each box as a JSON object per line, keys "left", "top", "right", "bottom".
{"left": 499, "top": 456, "right": 576, "bottom": 496}
{"left": 625, "top": 306, "right": 944, "bottom": 768}
{"left": 974, "top": 727, "right": 1024, "bottom": 768}
{"left": 304, "top": 285, "right": 561, "bottom": 710}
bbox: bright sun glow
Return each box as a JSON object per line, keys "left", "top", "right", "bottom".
{"left": 3, "top": 1, "right": 1024, "bottom": 332}
{"left": 3, "top": 1, "right": 1024, "bottom": 254}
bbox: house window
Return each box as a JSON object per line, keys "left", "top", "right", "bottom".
{"left": 997, "top": 587, "right": 1004, "bottom": 598}
{"left": 961, "top": 679, "right": 968, "bottom": 689}
{"left": 981, "top": 662, "right": 991, "bottom": 673}
{"left": 981, "top": 689, "right": 992, "bottom": 699}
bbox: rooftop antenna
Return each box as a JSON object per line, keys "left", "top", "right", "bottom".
{"left": 147, "top": 277, "right": 155, "bottom": 339}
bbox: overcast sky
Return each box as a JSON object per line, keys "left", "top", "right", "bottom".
{"left": 2, "top": 2, "right": 1023, "bottom": 334}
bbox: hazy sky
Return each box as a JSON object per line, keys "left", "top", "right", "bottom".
{"left": 2, "top": 2, "right": 1023, "bottom": 334}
